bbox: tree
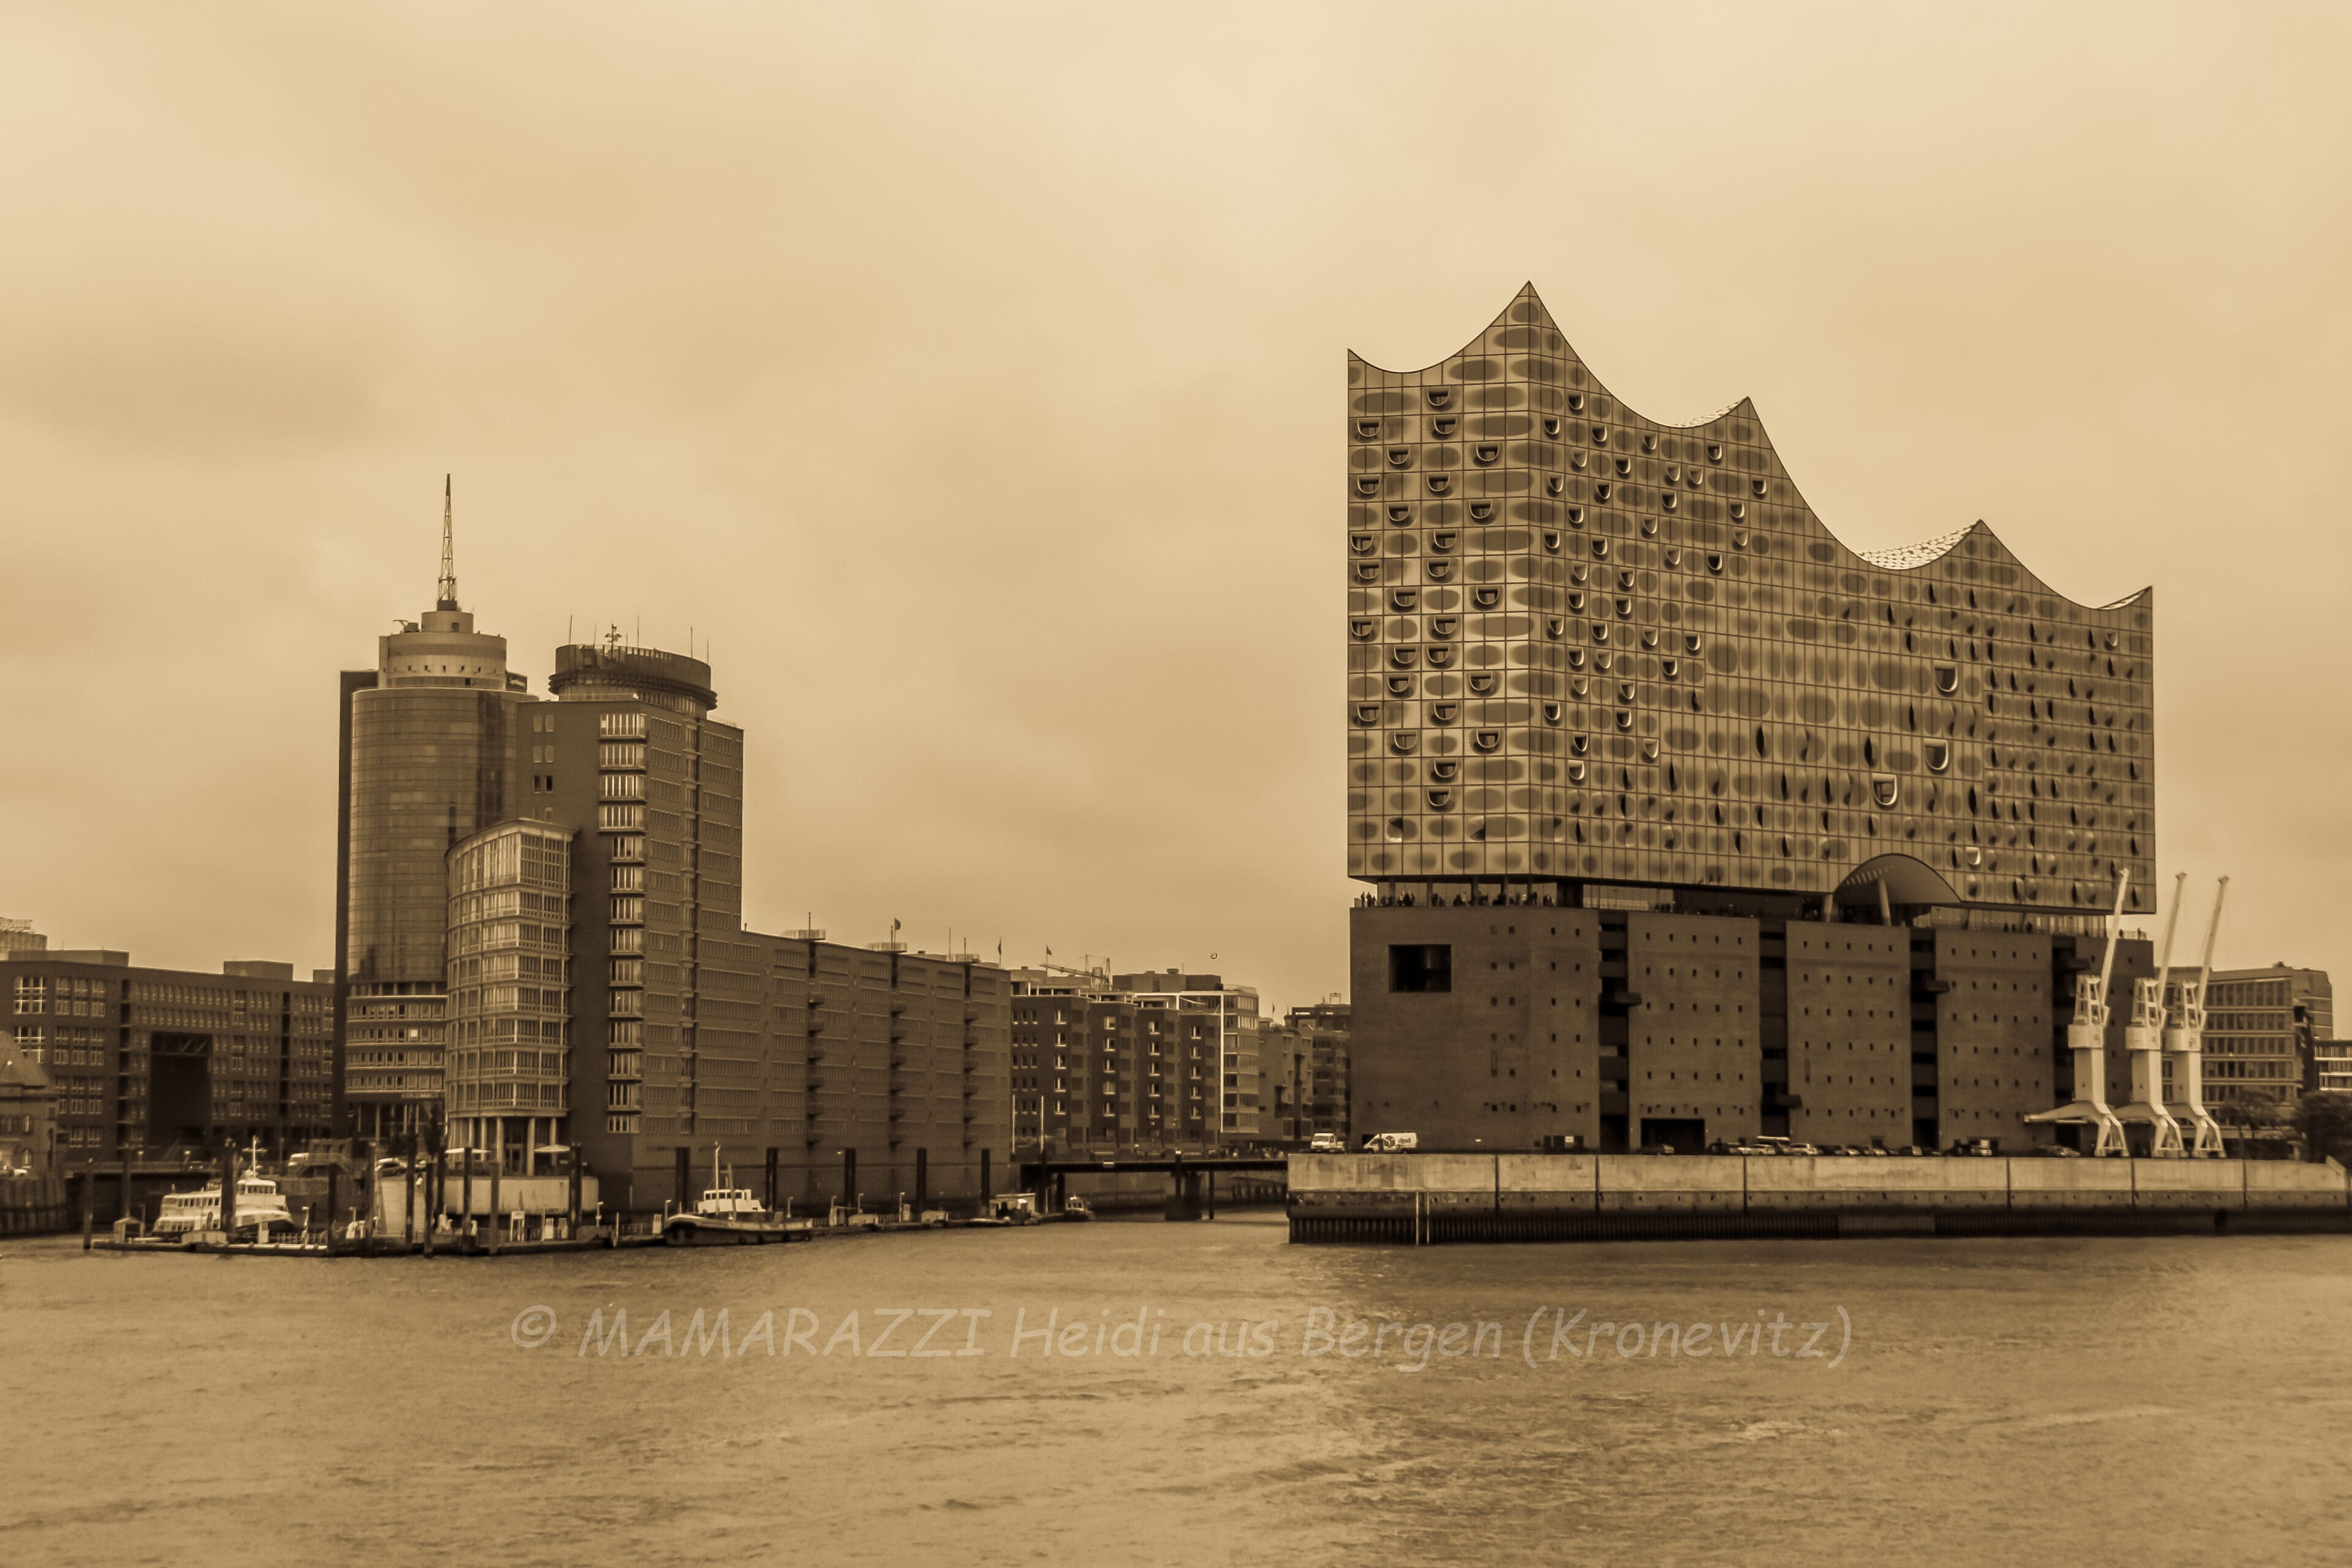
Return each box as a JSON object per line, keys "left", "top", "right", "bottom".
{"left": 2215, "top": 1096, "right": 2289, "bottom": 1129}
{"left": 2293, "top": 1092, "right": 2352, "bottom": 1167}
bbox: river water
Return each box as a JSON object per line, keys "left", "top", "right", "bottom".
{"left": 8, "top": 1217, "right": 2348, "bottom": 1566}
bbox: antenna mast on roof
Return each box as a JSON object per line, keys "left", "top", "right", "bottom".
{"left": 435, "top": 475, "right": 459, "bottom": 611}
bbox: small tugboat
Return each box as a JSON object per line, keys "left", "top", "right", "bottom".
{"left": 970, "top": 1191, "right": 1041, "bottom": 1227}
{"left": 660, "top": 1146, "right": 811, "bottom": 1246}
{"left": 154, "top": 1142, "right": 298, "bottom": 1243}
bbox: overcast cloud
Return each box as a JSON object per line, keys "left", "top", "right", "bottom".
{"left": 3, "top": 2, "right": 2348, "bottom": 1011}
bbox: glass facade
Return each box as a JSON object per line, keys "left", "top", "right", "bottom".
{"left": 339, "top": 600, "right": 533, "bottom": 1136}
{"left": 445, "top": 820, "right": 573, "bottom": 1167}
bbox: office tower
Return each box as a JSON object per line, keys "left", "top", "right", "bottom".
{"left": 1348, "top": 287, "right": 2160, "bottom": 1154}
{"left": 470, "top": 634, "right": 1015, "bottom": 1208}
{"left": 336, "top": 507, "right": 1011, "bottom": 1202}
{"left": 338, "top": 501, "right": 533, "bottom": 1137}
{"left": 534, "top": 637, "right": 739, "bottom": 1187}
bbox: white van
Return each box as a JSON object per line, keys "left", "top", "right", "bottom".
{"left": 1308, "top": 1133, "right": 1345, "bottom": 1153}
{"left": 1362, "top": 1132, "right": 1419, "bottom": 1152}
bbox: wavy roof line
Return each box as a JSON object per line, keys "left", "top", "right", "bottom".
{"left": 1349, "top": 284, "right": 2154, "bottom": 617}
{"left": 1858, "top": 524, "right": 1978, "bottom": 571}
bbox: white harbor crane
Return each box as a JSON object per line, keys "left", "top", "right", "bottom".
{"left": 2111, "top": 872, "right": 2187, "bottom": 1156}
{"left": 2165, "top": 876, "right": 2231, "bottom": 1158}
{"left": 2026, "top": 870, "right": 2130, "bottom": 1156}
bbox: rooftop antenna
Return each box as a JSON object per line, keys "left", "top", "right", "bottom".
{"left": 435, "top": 475, "right": 459, "bottom": 611}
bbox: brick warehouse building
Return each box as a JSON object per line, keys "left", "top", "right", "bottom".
{"left": 4, "top": 950, "right": 334, "bottom": 1165}
{"left": 1346, "top": 287, "right": 2159, "bottom": 1154}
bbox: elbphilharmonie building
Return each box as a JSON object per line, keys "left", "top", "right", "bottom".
{"left": 1346, "top": 287, "right": 2162, "bottom": 1155}
{"left": 1347, "top": 284, "right": 2155, "bottom": 921}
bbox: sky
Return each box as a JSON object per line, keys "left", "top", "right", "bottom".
{"left": 2, "top": 2, "right": 2349, "bottom": 1017}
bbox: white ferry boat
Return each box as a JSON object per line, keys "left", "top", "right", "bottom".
{"left": 154, "top": 1170, "right": 298, "bottom": 1242}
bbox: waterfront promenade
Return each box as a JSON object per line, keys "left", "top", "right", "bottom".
{"left": 1289, "top": 1153, "right": 2352, "bottom": 1243}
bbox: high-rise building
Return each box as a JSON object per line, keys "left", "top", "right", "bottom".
{"left": 338, "top": 505, "right": 533, "bottom": 1137}
{"left": 2203, "top": 965, "right": 2331, "bottom": 1107}
{"left": 443, "top": 635, "right": 1015, "bottom": 1207}
{"left": 336, "top": 519, "right": 1014, "bottom": 1206}
{"left": 1348, "top": 287, "right": 2162, "bottom": 1154}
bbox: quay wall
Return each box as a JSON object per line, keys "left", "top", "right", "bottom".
{"left": 1287, "top": 1153, "right": 2352, "bottom": 1243}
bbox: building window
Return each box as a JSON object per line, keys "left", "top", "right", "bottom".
{"left": 1389, "top": 945, "right": 1452, "bottom": 994}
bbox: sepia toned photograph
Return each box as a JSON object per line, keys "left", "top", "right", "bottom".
{"left": 6, "top": 5, "right": 2350, "bottom": 1565}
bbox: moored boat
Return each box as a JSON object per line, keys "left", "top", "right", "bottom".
{"left": 660, "top": 1145, "right": 811, "bottom": 1245}
{"left": 154, "top": 1170, "right": 298, "bottom": 1243}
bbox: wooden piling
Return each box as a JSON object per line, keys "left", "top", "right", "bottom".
{"left": 401, "top": 1135, "right": 417, "bottom": 1251}
{"left": 221, "top": 1140, "right": 238, "bottom": 1236}
{"left": 488, "top": 1153, "right": 503, "bottom": 1256}
{"left": 421, "top": 1123, "right": 439, "bottom": 1257}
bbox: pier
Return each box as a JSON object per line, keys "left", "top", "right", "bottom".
{"left": 1286, "top": 1153, "right": 2352, "bottom": 1244}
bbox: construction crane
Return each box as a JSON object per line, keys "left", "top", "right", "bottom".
{"left": 2165, "top": 876, "right": 2231, "bottom": 1158}
{"left": 2027, "top": 870, "right": 2130, "bottom": 1156}
{"left": 2112, "top": 872, "right": 2186, "bottom": 1156}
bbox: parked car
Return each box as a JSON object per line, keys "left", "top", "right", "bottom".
{"left": 1307, "top": 1133, "right": 1344, "bottom": 1153}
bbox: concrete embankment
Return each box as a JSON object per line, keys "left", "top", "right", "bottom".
{"left": 1286, "top": 1153, "right": 2352, "bottom": 1244}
